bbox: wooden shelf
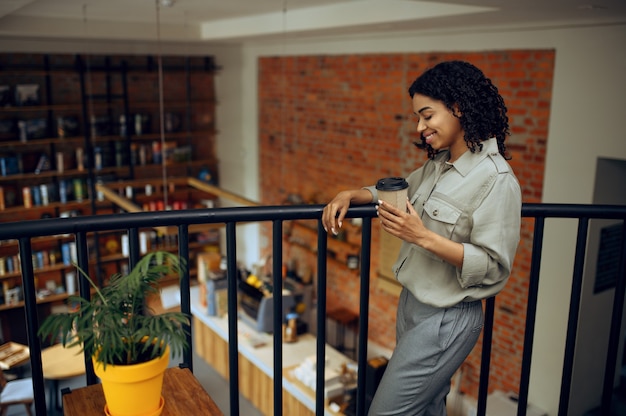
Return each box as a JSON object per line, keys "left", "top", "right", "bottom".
{"left": 285, "top": 221, "right": 362, "bottom": 273}
{"left": 0, "top": 262, "right": 75, "bottom": 282}
{"left": 0, "top": 69, "right": 78, "bottom": 77}
{"left": 0, "top": 291, "right": 71, "bottom": 312}
{"left": 0, "top": 233, "right": 76, "bottom": 248}
{"left": 0, "top": 169, "right": 91, "bottom": 183}
{"left": 290, "top": 221, "right": 360, "bottom": 251}
{"left": 94, "top": 252, "right": 127, "bottom": 264}
{"left": 0, "top": 201, "right": 91, "bottom": 223}
{"left": 128, "top": 99, "right": 213, "bottom": 110}
{"left": 0, "top": 104, "right": 82, "bottom": 113}
{"left": 91, "top": 135, "right": 127, "bottom": 143}
{"left": 0, "top": 137, "right": 83, "bottom": 148}
{"left": 92, "top": 165, "right": 131, "bottom": 176}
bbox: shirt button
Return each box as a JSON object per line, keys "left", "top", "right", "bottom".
{"left": 433, "top": 209, "right": 439, "bottom": 216}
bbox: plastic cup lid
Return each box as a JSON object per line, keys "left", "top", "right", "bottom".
{"left": 375, "top": 177, "right": 408, "bottom": 191}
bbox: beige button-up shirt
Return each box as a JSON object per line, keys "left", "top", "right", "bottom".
{"left": 365, "top": 138, "right": 522, "bottom": 308}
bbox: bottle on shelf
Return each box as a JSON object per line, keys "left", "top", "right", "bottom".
{"left": 283, "top": 312, "right": 299, "bottom": 343}
{"left": 119, "top": 114, "right": 127, "bottom": 138}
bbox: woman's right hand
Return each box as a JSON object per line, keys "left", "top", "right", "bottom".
{"left": 322, "top": 189, "right": 373, "bottom": 235}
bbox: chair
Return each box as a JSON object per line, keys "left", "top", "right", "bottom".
{"left": 0, "top": 369, "right": 33, "bottom": 416}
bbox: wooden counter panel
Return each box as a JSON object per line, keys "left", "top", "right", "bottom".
{"left": 284, "top": 391, "right": 319, "bottom": 416}
{"left": 194, "top": 317, "right": 228, "bottom": 378}
{"left": 240, "top": 356, "right": 274, "bottom": 414}
{"left": 194, "top": 318, "right": 317, "bottom": 416}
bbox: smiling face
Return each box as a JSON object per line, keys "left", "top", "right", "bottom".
{"left": 412, "top": 93, "right": 467, "bottom": 162}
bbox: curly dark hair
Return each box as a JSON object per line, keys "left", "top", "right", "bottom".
{"left": 408, "top": 60, "right": 510, "bottom": 160}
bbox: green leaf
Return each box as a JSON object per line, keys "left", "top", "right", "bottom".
{"left": 37, "top": 251, "right": 190, "bottom": 369}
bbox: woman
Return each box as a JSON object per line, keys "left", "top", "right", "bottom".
{"left": 322, "top": 60, "right": 522, "bottom": 415}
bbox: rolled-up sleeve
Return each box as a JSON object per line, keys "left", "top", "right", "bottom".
{"left": 458, "top": 171, "right": 521, "bottom": 289}
{"left": 363, "top": 185, "right": 378, "bottom": 203}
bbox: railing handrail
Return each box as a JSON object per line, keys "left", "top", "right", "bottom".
{"left": 2, "top": 203, "right": 626, "bottom": 241}
{"left": 0, "top": 204, "right": 374, "bottom": 240}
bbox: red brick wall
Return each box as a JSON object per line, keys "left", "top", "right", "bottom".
{"left": 259, "top": 51, "right": 555, "bottom": 397}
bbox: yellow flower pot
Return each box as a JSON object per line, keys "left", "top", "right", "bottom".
{"left": 93, "top": 345, "right": 170, "bottom": 416}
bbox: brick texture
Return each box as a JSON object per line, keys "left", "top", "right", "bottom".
{"left": 259, "top": 50, "right": 555, "bottom": 398}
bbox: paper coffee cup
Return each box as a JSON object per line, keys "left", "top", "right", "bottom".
{"left": 376, "top": 177, "right": 409, "bottom": 211}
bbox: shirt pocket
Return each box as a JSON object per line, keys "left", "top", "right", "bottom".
{"left": 422, "top": 196, "right": 462, "bottom": 239}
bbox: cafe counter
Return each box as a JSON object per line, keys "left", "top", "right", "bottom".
{"left": 190, "top": 286, "right": 353, "bottom": 416}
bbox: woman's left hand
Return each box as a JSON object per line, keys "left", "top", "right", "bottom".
{"left": 377, "top": 199, "right": 426, "bottom": 244}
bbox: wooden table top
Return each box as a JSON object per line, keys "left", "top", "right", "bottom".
{"left": 62, "top": 367, "right": 224, "bottom": 415}
{"left": 0, "top": 342, "right": 30, "bottom": 370}
{"left": 41, "top": 343, "right": 86, "bottom": 380}
{"left": 327, "top": 307, "right": 359, "bottom": 327}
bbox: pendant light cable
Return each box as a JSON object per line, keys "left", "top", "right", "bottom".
{"left": 280, "top": 1, "right": 288, "bottom": 193}
{"left": 82, "top": 4, "right": 94, "bottom": 148}
{"left": 155, "top": 0, "right": 168, "bottom": 209}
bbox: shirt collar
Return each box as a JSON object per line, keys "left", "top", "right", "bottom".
{"left": 437, "top": 138, "right": 499, "bottom": 177}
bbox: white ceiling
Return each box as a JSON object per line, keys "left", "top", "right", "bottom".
{"left": 0, "top": 0, "right": 625, "bottom": 44}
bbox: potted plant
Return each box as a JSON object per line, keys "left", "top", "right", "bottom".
{"left": 38, "top": 251, "right": 190, "bottom": 416}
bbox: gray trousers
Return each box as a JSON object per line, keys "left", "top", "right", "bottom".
{"left": 368, "top": 288, "right": 484, "bottom": 415}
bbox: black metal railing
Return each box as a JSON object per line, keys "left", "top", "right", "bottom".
{"left": 0, "top": 202, "right": 625, "bottom": 416}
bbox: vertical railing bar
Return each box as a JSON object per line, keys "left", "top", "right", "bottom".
{"left": 18, "top": 237, "right": 46, "bottom": 416}
{"left": 601, "top": 220, "right": 626, "bottom": 414}
{"left": 177, "top": 225, "right": 193, "bottom": 371}
{"left": 558, "top": 217, "right": 589, "bottom": 416}
{"left": 75, "top": 232, "right": 91, "bottom": 303}
{"left": 128, "top": 227, "right": 140, "bottom": 270}
{"left": 355, "top": 217, "right": 372, "bottom": 416}
{"left": 75, "top": 231, "right": 97, "bottom": 385}
{"left": 477, "top": 297, "right": 495, "bottom": 416}
{"left": 272, "top": 220, "right": 284, "bottom": 416}
{"left": 315, "top": 220, "right": 328, "bottom": 416}
{"left": 225, "top": 222, "right": 240, "bottom": 416}
{"left": 517, "top": 216, "right": 546, "bottom": 415}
